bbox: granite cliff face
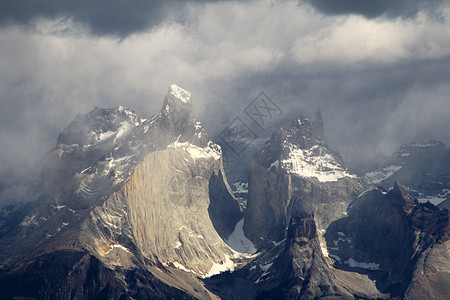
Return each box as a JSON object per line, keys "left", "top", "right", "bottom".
{"left": 0, "top": 85, "right": 242, "bottom": 298}
{"left": 244, "top": 116, "right": 366, "bottom": 248}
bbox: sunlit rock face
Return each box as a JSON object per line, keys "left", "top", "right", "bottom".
{"left": 0, "top": 85, "right": 242, "bottom": 298}
{"left": 244, "top": 116, "right": 366, "bottom": 248}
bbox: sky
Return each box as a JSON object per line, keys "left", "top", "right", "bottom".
{"left": 0, "top": 0, "right": 449, "bottom": 198}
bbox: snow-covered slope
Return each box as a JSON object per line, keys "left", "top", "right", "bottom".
{"left": 255, "top": 116, "right": 355, "bottom": 183}
{"left": 282, "top": 144, "right": 355, "bottom": 182}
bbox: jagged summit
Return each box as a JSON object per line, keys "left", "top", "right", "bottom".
{"left": 289, "top": 116, "right": 323, "bottom": 149}
{"left": 57, "top": 105, "right": 141, "bottom": 149}
{"left": 168, "top": 84, "right": 191, "bottom": 104}
{"left": 160, "top": 84, "right": 196, "bottom": 135}
{"left": 254, "top": 115, "right": 354, "bottom": 183}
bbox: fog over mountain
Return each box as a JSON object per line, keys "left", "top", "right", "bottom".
{"left": 1, "top": 0, "right": 450, "bottom": 204}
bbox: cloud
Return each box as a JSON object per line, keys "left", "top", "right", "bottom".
{"left": 0, "top": 1, "right": 449, "bottom": 204}
{"left": 302, "top": 0, "right": 447, "bottom": 19}
{"left": 0, "top": 0, "right": 202, "bottom": 37}
{"left": 0, "top": 0, "right": 230, "bottom": 37}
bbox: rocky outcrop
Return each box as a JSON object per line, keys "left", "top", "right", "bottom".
{"left": 253, "top": 212, "right": 354, "bottom": 299}
{"left": 244, "top": 116, "right": 366, "bottom": 247}
{"left": 325, "top": 182, "right": 450, "bottom": 298}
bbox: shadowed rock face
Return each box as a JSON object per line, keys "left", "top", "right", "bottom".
{"left": 0, "top": 85, "right": 241, "bottom": 298}
{"left": 252, "top": 212, "right": 374, "bottom": 300}
{"left": 208, "top": 170, "right": 243, "bottom": 239}
{"left": 287, "top": 211, "right": 317, "bottom": 243}
{"left": 325, "top": 182, "right": 450, "bottom": 298}
{"left": 0, "top": 250, "right": 203, "bottom": 300}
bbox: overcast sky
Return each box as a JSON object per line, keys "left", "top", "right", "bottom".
{"left": 1, "top": 0, "right": 449, "bottom": 184}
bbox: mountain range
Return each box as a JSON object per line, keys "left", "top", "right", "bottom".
{"left": 0, "top": 85, "right": 448, "bottom": 299}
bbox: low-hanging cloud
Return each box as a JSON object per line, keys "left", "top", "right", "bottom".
{"left": 0, "top": 1, "right": 449, "bottom": 205}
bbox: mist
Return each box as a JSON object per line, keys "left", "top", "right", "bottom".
{"left": 1, "top": 0, "right": 449, "bottom": 205}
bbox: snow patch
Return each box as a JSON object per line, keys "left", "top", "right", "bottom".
{"left": 268, "top": 160, "right": 279, "bottom": 171}
{"left": 320, "top": 243, "right": 329, "bottom": 257}
{"left": 406, "top": 141, "right": 441, "bottom": 148}
{"left": 168, "top": 141, "right": 221, "bottom": 161}
{"left": 281, "top": 144, "right": 355, "bottom": 182}
{"left": 225, "top": 219, "right": 257, "bottom": 254}
{"left": 171, "top": 261, "right": 194, "bottom": 273}
{"left": 205, "top": 255, "right": 235, "bottom": 278}
{"left": 114, "top": 121, "right": 133, "bottom": 142}
{"left": 98, "top": 130, "right": 116, "bottom": 141}
{"left": 104, "top": 244, "right": 131, "bottom": 255}
{"left": 364, "top": 165, "right": 402, "bottom": 185}
{"left": 260, "top": 262, "right": 273, "bottom": 272}
{"left": 345, "top": 258, "right": 379, "bottom": 270}
{"left": 255, "top": 263, "right": 273, "bottom": 284}
{"left": 232, "top": 182, "right": 248, "bottom": 194}
{"left": 418, "top": 189, "right": 450, "bottom": 206}
{"left": 329, "top": 254, "right": 342, "bottom": 263}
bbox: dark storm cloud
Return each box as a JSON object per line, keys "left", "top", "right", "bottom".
{"left": 0, "top": 0, "right": 225, "bottom": 36}
{"left": 302, "top": 0, "right": 445, "bottom": 19}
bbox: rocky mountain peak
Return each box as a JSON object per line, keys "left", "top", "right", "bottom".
{"left": 160, "top": 84, "right": 195, "bottom": 134}
{"left": 253, "top": 115, "right": 352, "bottom": 183}
{"left": 56, "top": 105, "right": 141, "bottom": 149}
{"left": 390, "top": 181, "right": 419, "bottom": 214}
{"left": 288, "top": 116, "right": 322, "bottom": 149}
{"left": 168, "top": 84, "right": 192, "bottom": 104}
